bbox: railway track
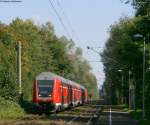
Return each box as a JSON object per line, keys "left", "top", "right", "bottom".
{"left": 19, "top": 105, "right": 102, "bottom": 125}
{"left": 0, "top": 100, "right": 104, "bottom": 125}
{"left": 54, "top": 105, "right": 103, "bottom": 125}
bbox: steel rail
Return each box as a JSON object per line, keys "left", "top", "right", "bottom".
{"left": 86, "top": 108, "right": 101, "bottom": 125}
{"left": 66, "top": 115, "right": 80, "bottom": 125}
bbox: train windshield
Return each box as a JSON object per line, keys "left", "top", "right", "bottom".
{"left": 37, "top": 80, "right": 54, "bottom": 97}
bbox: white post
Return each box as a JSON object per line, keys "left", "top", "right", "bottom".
{"left": 18, "top": 42, "right": 22, "bottom": 95}
{"left": 109, "top": 106, "right": 112, "bottom": 125}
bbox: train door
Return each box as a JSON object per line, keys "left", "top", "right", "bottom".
{"left": 72, "top": 86, "right": 75, "bottom": 106}
{"left": 82, "top": 89, "right": 85, "bottom": 104}
{"left": 66, "top": 85, "right": 69, "bottom": 105}
{"left": 68, "top": 85, "right": 72, "bottom": 106}
{"left": 61, "top": 83, "right": 64, "bottom": 106}
{"left": 53, "top": 79, "right": 62, "bottom": 111}
{"left": 67, "top": 85, "right": 69, "bottom": 104}
{"left": 69, "top": 85, "right": 72, "bottom": 106}
{"left": 79, "top": 89, "right": 82, "bottom": 104}
{"left": 63, "top": 85, "right": 67, "bottom": 107}
{"left": 74, "top": 87, "right": 77, "bottom": 106}
{"left": 85, "top": 89, "right": 88, "bottom": 103}
{"left": 78, "top": 88, "right": 81, "bottom": 105}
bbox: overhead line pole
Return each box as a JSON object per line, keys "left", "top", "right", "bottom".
{"left": 133, "top": 33, "right": 147, "bottom": 119}
{"left": 17, "top": 42, "right": 22, "bottom": 95}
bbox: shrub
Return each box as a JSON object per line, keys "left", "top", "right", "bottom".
{"left": 0, "top": 96, "right": 25, "bottom": 119}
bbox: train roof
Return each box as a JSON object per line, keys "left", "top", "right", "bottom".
{"left": 36, "top": 72, "right": 86, "bottom": 89}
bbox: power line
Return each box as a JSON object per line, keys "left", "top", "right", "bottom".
{"left": 56, "top": 0, "right": 81, "bottom": 42}
{"left": 53, "top": 0, "right": 85, "bottom": 47}
{"left": 0, "top": 0, "right": 22, "bottom": 2}
{"left": 56, "top": 0, "right": 74, "bottom": 37}
{"left": 48, "top": 0, "right": 71, "bottom": 38}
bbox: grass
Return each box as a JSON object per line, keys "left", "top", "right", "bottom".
{"left": 129, "top": 109, "right": 150, "bottom": 125}
{"left": 0, "top": 96, "right": 25, "bottom": 119}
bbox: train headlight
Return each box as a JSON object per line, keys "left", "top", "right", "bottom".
{"left": 38, "top": 94, "right": 41, "bottom": 97}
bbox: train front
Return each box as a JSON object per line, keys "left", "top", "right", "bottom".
{"left": 33, "top": 72, "right": 55, "bottom": 112}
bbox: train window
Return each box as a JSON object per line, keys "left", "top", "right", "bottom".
{"left": 37, "top": 80, "right": 54, "bottom": 97}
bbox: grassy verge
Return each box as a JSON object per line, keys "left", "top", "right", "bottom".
{"left": 0, "top": 96, "right": 25, "bottom": 119}
{"left": 129, "top": 109, "right": 150, "bottom": 125}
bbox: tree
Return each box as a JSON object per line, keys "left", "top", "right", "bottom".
{"left": 101, "top": 16, "right": 150, "bottom": 106}
{"left": 0, "top": 18, "right": 99, "bottom": 101}
{"left": 123, "top": 0, "right": 150, "bottom": 16}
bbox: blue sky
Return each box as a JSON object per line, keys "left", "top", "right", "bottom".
{"left": 0, "top": 0, "right": 134, "bottom": 88}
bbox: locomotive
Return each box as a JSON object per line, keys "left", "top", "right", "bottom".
{"left": 33, "top": 72, "right": 88, "bottom": 112}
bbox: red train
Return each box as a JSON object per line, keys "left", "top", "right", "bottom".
{"left": 33, "top": 72, "right": 88, "bottom": 112}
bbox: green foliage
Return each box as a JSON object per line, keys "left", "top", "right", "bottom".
{"left": 0, "top": 96, "right": 24, "bottom": 119}
{"left": 129, "top": 109, "right": 150, "bottom": 125}
{"left": 125, "top": 0, "right": 150, "bottom": 16}
{"left": 0, "top": 26, "right": 18, "bottom": 100}
{"left": 101, "top": 15, "right": 150, "bottom": 105}
{"left": 0, "top": 18, "right": 98, "bottom": 106}
{"left": 134, "top": 0, "right": 150, "bottom": 16}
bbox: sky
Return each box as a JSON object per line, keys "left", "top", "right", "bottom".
{"left": 0, "top": 0, "right": 134, "bottom": 89}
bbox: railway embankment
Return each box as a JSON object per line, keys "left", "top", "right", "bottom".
{"left": 129, "top": 109, "right": 150, "bottom": 125}
{"left": 0, "top": 96, "right": 25, "bottom": 119}
{"left": 0, "top": 101, "right": 103, "bottom": 125}
{"left": 1, "top": 99, "right": 147, "bottom": 125}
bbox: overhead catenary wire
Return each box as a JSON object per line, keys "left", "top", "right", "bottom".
{"left": 55, "top": 0, "right": 83, "bottom": 45}
{"left": 48, "top": 0, "right": 71, "bottom": 39}
{"left": 0, "top": 0, "right": 22, "bottom": 2}
{"left": 56, "top": 0, "right": 74, "bottom": 38}
{"left": 50, "top": 0, "right": 85, "bottom": 48}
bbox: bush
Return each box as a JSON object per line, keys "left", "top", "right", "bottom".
{"left": 129, "top": 109, "right": 150, "bottom": 125}
{"left": 0, "top": 96, "right": 25, "bottom": 119}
